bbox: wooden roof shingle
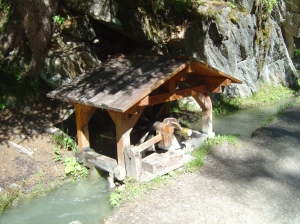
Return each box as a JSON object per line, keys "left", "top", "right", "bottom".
{"left": 47, "top": 55, "right": 241, "bottom": 112}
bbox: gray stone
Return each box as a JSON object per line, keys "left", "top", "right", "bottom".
{"left": 39, "top": 34, "right": 100, "bottom": 88}
{"left": 62, "top": 16, "right": 96, "bottom": 41}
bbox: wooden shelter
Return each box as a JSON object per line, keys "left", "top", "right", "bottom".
{"left": 47, "top": 55, "right": 241, "bottom": 180}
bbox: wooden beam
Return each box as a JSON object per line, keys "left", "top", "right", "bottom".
{"left": 134, "top": 133, "right": 162, "bottom": 153}
{"left": 139, "top": 85, "right": 207, "bottom": 106}
{"left": 115, "top": 112, "right": 132, "bottom": 168}
{"left": 129, "top": 107, "right": 144, "bottom": 128}
{"left": 193, "top": 93, "right": 213, "bottom": 135}
{"left": 107, "top": 110, "right": 116, "bottom": 124}
{"left": 75, "top": 104, "right": 96, "bottom": 151}
{"left": 171, "top": 64, "right": 195, "bottom": 81}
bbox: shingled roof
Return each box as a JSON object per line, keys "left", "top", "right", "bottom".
{"left": 47, "top": 55, "right": 241, "bottom": 112}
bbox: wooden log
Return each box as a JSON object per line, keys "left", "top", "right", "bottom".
{"left": 124, "top": 146, "right": 142, "bottom": 179}
{"left": 75, "top": 151, "right": 126, "bottom": 181}
{"left": 8, "top": 141, "right": 34, "bottom": 157}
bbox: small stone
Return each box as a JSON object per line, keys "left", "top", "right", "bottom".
{"left": 10, "top": 183, "right": 20, "bottom": 188}
{"left": 177, "top": 181, "right": 182, "bottom": 186}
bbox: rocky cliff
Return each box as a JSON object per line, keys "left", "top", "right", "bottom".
{"left": 1, "top": 0, "right": 299, "bottom": 98}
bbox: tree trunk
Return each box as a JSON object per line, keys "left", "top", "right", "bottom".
{"left": 22, "top": 0, "right": 58, "bottom": 78}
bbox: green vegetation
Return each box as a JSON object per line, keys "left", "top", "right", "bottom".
{"left": 0, "top": 185, "right": 21, "bottom": 215}
{"left": 52, "top": 131, "right": 88, "bottom": 181}
{"left": 185, "top": 135, "right": 238, "bottom": 171}
{"left": 52, "top": 131, "right": 78, "bottom": 152}
{"left": 0, "top": 63, "right": 39, "bottom": 109}
{"left": 213, "top": 83, "right": 294, "bottom": 115}
{"left": 63, "top": 157, "right": 88, "bottom": 181}
{"left": 295, "top": 48, "right": 300, "bottom": 56}
{"left": 53, "top": 14, "right": 69, "bottom": 26}
{"left": 109, "top": 173, "right": 176, "bottom": 207}
{"left": 263, "top": 0, "right": 277, "bottom": 13}
{"left": 0, "top": 0, "right": 10, "bottom": 32}
{"left": 261, "top": 102, "right": 294, "bottom": 127}
{"left": 227, "top": 1, "right": 236, "bottom": 9}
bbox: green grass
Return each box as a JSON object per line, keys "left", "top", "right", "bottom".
{"left": 0, "top": 186, "right": 21, "bottom": 215}
{"left": 261, "top": 102, "right": 294, "bottom": 127}
{"left": 185, "top": 135, "right": 239, "bottom": 171}
{"left": 213, "top": 83, "right": 294, "bottom": 115}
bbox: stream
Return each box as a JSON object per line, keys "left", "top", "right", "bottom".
{"left": 0, "top": 97, "right": 296, "bottom": 224}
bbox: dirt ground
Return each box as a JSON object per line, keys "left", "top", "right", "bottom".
{"left": 0, "top": 98, "right": 75, "bottom": 192}
{"left": 104, "top": 104, "right": 300, "bottom": 224}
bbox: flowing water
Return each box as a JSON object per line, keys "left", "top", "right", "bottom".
{"left": 0, "top": 178, "right": 111, "bottom": 224}
{"left": 189, "top": 97, "right": 296, "bottom": 138}
{"left": 0, "top": 97, "right": 296, "bottom": 224}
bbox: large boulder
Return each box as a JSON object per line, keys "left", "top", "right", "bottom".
{"left": 39, "top": 34, "right": 100, "bottom": 88}
{"left": 61, "top": 0, "right": 161, "bottom": 45}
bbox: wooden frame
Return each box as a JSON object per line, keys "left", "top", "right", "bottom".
{"left": 49, "top": 56, "right": 242, "bottom": 179}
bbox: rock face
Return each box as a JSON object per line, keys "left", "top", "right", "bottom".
{"left": 39, "top": 34, "right": 100, "bottom": 88}
{"left": 273, "top": 0, "right": 300, "bottom": 56}
{"left": 38, "top": 0, "right": 299, "bottom": 97}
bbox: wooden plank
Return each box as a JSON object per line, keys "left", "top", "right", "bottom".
{"left": 75, "top": 151, "right": 126, "bottom": 180}
{"left": 86, "top": 58, "right": 152, "bottom": 105}
{"left": 77, "top": 58, "right": 149, "bottom": 104}
{"left": 139, "top": 85, "right": 207, "bottom": 106}
{"left": 99, "top": 59, "right": 189, "bottom": 112}
{"left": 192, "top": 60, "right": 242, "bottom": 84}
{"left": 188, "top": 76, "right": 231, "bottom": 86}
{"left": 75, "top": 104, "right": 96, "bottom": 151}
{"left": 89, "top": 58, "right": 171, "bottom": 108}
{"left": 134, "top": 133, "right": 162, "bottom": 153}
{"left": 115, "top": 112, "right": 131, "bottom": 167}
{"left": 142, "top": 150, "right": 184, "bottom": 174}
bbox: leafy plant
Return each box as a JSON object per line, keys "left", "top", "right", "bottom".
{"left": 295, "top": 48, "right": 300, "bottom": 56}
{"left": 110, "top": 190, "right": 122, "bottom": 207}
{"left": 63, "top": 157, "right": 88, "bottom": 181}
{"left": 227, "top": 1, "right": 236, "bottom": 9}
{"left": 53, "top": 14, "right": 69, "bottom": 26}
{"left": 53, "top": 146, "right": 62, "bottom": 161}
{"left": 52, "top": 131, "right": 78, "bottom": 151}
{"left": 263, "top": 0, "right": 277, "bottom": 13}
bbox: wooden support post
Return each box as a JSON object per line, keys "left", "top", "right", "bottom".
{"left": 75, "top": 104, "right": 96, "bottom": 151}
{"left": 124, "top": 146, "right": 142, "bottom": 179}
{"left": 115, "top": 112, "right": 131, "bottom": 168}
{"left": 193, "top": 93, "right": 213, "bottom": 135}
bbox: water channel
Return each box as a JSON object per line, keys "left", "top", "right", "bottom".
{"left": 0, "top": 97, "right": 296, "bottom": 224}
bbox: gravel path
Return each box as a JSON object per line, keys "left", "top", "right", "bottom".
{"left": 104, "top": 104, "right": 300, "bottom": 224}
